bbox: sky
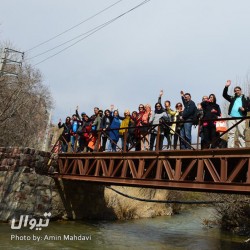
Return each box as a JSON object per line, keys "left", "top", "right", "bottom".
{"left": 1, "top": 0, "right": 250, "bottom": 122}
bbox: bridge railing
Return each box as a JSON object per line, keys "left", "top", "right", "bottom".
{"left": 52, "top": 116, "right": 250, "bottom": 154}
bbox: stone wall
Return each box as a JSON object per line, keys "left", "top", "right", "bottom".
{"left": 0, "top": 147, "right": 175, "bottom": 222}
{"left": 0, "top": 147, "right": 66, "bottom": 221}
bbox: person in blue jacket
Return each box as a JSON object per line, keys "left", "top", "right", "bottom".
{"left": 70, "top": 114, "right": 80, "bottom": 152}
{"left": 109, "top": 110, "right": 121, "bottom": 152}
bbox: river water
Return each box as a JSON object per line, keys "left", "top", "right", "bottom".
{"left": 0, "top": 207, "right": 249, "bottom": 250}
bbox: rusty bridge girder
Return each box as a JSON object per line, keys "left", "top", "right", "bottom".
{"left": 56, "top": 148, "right": 250, "bottom": 194}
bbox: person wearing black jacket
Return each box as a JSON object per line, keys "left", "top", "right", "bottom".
{"left": 58, "top": 117, "right": 72, "bottom": 152}
{"left": 100, "top": 109, "right": 113, "bottom": 151}
{"left": 223, "top": 80, "right": 249, "bottom": 148}
{"left": 201, "top": 94, "right": 221, "bottom": 148}
{"left": 180, "top": 91, "right": 197, "bottom": 149}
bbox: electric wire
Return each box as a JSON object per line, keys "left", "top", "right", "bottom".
{"left": 28, "top": 21, "right": 111, "bottom": 60}
{"left": 106, "top": 186, "right": 218, "bottom": 204}
{"left": 25, "top": 0, "right": 124, "bottom": 53}
{"left": 33, "top": 0, "right": 151, "bottom": 66}
{"left": 106, "top": 186, "right": 226, "bottom": 204}
{"left": 33, "top": 18, "right": 115, "bottom": 65}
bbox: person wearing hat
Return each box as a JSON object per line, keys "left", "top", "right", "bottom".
{"left": 75, "top": 105, "right": 87, "bottom": 122}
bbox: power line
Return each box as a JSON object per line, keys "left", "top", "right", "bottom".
{"left": 33, "top": 0, "right": 151, "bottom": 66}
{"left": 106, "top": 186, "right": 250, "bottom": 204}
{"left": 25, "top": 0, "right": 124, "bottom": 53}
{"left": 28, "top": 22, "right": 109, "bottom": 60}
{"left": 0, "top": 48, "right": 24, "bottom": 77}
{"left": 33, "top": 21, "right": 112, "bottom": 65}
{"left": 106, "top": 186, "right": 225, "bottom": 204}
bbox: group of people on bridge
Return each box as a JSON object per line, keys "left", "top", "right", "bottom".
{"left": 57, "top": 80, "right": 250, "bottom": 153}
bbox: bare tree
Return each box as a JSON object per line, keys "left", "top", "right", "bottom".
{"left": 0, "top": 44, "right": 53, "bottom": 149}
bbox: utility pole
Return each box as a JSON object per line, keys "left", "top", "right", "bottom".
{"left": 0, "top": 49, "right": 7, "bottom": 76}
{"left": 0, "top": 48, "right": 24, "bottom": 77}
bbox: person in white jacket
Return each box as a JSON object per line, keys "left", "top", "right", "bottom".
{"left": 149, "top": 102, "right": 169, "bottom": 151}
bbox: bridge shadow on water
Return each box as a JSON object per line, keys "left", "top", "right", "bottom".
{"left": 54, "top": 178, "right": 117, "bottom": 220}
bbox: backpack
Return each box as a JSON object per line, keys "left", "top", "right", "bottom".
{"left": 159, "top": 114, "right": 171, "bottom": 134}
{"left": 193, "top": 109, "right": 203, "bottom": 126}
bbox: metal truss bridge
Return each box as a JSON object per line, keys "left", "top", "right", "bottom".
{"left": 56, "top": 147, "right": 250, "bottom": 194}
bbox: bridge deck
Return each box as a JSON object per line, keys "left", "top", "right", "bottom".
{"left": 56, "top": 148, "right": 250, "bottom": 194}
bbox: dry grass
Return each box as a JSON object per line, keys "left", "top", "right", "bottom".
{"left": 104, "top": 186, "right": 175, "bottom": 220}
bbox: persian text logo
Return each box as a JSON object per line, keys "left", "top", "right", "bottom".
{"left": 11, "top": 212, "right": 51, "bottom": 231}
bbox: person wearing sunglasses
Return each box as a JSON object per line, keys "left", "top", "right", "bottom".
{"left": 149, "top": 102, "right": 167, "bottom": 151}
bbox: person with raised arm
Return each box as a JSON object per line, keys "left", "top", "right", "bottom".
{"left": 109, "top": 110, "right": 121, "bottom": 152}
{"left": 149, "top": 102, "right": 167, "bottom": 151}
{"left": 100, "top": 107, "right": 113, "bottom": 151}
{"left": 70, "top": 114, "right": 81, "bottom": 152}
{"left": 158, "top": 90, "right": 175, "bottom": 149}
{"left": 119, "top": 109, "right": 131, "bottom": 151}
{"left": 75, "top": 105, "right": 87, "bottom": 122}
{"left": 90, "top": 109, "right": 102, "bottom": 152}
{"left": 222, "top": 80, "right": 249, "bottom": 148}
